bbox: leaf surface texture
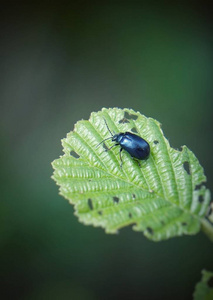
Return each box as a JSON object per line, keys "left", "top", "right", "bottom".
{"left": 52, "top": 108, "right": 210, "bottom": 241}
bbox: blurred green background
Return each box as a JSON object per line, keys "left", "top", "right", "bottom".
{"left": 1, "top": 2, "right": 213, "bottom": 299}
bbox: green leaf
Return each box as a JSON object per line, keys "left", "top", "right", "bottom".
{"left": 51, "top": 108, "right": 212, "bottom": 241}
{"left": 193, "top": 270, "right": 213, "bottom": 300}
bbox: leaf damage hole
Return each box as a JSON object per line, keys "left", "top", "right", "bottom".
{"left": 198, "top": 195, "right": 204, "bottom": 203}
{"left": 119, "top": 118, "right": 130, "bottom": 124}
{"left": 113, "top": 196, "right": 120, "bottom": 203}
{"left": 181, "top": 222, "right": 187, "bottom": 226}
{"left": 153, "top": 140, "right": 159, "bottom": 145}
{"left": 98, "top": 210, "right": 103, "bottom": 215}
{"left": 183, "top": 161, "right": 190, "bottom": 175}
{"left": 206, "top": 202, "right": 213, "bottom": 217}
{"left": 70, "top": 150, "right": 80, "bottom": 158}
{"left": 207, "top": 276, "right": 213, "bottom": 288}
{"left": 129, "top": 212, "right": 132, "bottom": 218}
{"left": 207, "top": 208, "right": 212, "bottom": 217}
{"left": 132, "top": 194, "right": 136, "bottom": 199}
{"left": 124, "top": 111, "right": 138, "bottom": 120}
{"left": 131, "top": 127, "right": 138, "bottom": 133}
{"left": 174, "top": 146, "right": 182, "bottom": 152}
{"left": 146, "top": 227, "right": 154, "bottom": 235}
{"left": 195, "top": 183, "right": 204, "bottom": 191}
{"left": 88, "top": 198, "right": 93, "bottom": 210}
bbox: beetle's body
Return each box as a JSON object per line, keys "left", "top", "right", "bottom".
{"left": 97, "top": 119, "right": 150, "bottom": 168}
{"left": 112, "top": 132, "right": 150, "bottom": 160}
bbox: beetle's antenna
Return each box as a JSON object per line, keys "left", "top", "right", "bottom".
{"left": 96, "top": 137, "right": 112, "bottom": 148}
{"left": 96, "top": 118, "right": 114, "bottom": 148}
{"left": 103, "top": 118, "right": 113, "bottom": 137}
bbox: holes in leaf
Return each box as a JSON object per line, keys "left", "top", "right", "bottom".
{"left": 70, "top": 150, "right": 80, "bottom": 158}
{"left": 195, "top": 183, "right": 204, "bottom": 191}
{"left": 119, "top": 118, "right": 130, "bottom": 124}
{"left": 132, "top": 194, "right": 136, "bottom": 199}
{"left": 153, "top": 140, "right": 159, "bottom": 145}
{"left": 98, "top": 210, "right": 103, "bottom": 215}
{"left": 207, "top": 276, "right": 213, "bottom": 288}
{"left": 124, "top": 111, "right": 138, "bottom": 120}
{"left": 146, "top": 227, "right": 154, "bottom": 235}
{"left": 131, "top": 127, "right": 138, "bottom": 133}
{"left": 198, "top": 195, "right": 204, "bottom": 203}
{"left": 183, "top": 161, "right": 190, "bottom": 175}
{"left": 119, "top": 111, "right": 138, "bottom": 124}
{"left": 88, "top": 198, "right": 93, "bottom": 210}
{"left": 207, "top": 208, "right": 212, "bottom": 217}
{"left": 113, "top": 196, "right": 119, "bottom": 203}
{"left": 206, "top": 202, "right": 213, "bottom": 217}
{"left": 181, "top": 222, "right": 187, "bottom": 226}
{"left": 129, "top": 212, "right": 132, "bottom": 218}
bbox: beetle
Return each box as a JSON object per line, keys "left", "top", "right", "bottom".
{"left": 96, "top": 118, "right": 150, "bottom": 168}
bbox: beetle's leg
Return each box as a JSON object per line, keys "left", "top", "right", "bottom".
{"left": 119, "top": 148, "right": 123, "bottom": 168}
{"left": 131, "top": 156, "right": 141, "bottom": 167}
{"left": 137, "top": 160, "right": 141, "bottom": 167}
{"left": 104, "top": 143, "right": 119, "bottom": 152}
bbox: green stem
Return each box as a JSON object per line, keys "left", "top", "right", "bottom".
{"left": 201, "top": 218, "right": 213, "bottom": 242}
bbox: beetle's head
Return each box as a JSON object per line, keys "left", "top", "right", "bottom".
{"left": 112, "top": 133, "right": 123, "bottom": 142}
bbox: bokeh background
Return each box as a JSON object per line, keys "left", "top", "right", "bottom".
{"left": 1, "top": 2, "right": 213, "bottom": 299}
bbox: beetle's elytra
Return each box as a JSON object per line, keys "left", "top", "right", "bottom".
{"left": 97, "top": 118, "right": 150, "bottom": 168}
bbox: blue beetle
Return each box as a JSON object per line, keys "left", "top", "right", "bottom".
{"left": 97, "top": 119, "right": 150, "bottom": 168}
